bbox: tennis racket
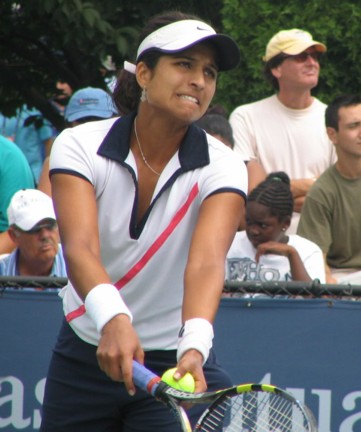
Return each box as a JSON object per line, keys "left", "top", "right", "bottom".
{"left": 132, "top": 360, "right": 317, "bottom": 432}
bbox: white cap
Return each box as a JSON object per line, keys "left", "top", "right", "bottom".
{"left": 125, "top": 19, "right": 240, "bottom": 72}
{"left": 7, "top": 189, "right": 56, "bottom": 231}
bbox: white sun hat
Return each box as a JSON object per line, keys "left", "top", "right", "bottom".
{"left": 124, "top": 19, "right": 240, "bottom": 73}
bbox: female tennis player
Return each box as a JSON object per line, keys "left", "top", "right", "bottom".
{"left": 40, "top": 10, "right": 247, "bottom": 432}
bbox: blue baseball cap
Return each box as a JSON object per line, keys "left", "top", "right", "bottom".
{"left": 65, "top": 87, "right": 118, "bottom": 122}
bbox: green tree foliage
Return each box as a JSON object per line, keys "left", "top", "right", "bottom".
{"left": 0, "top": 0, "right": 143, "bottom": 129}
{"left": 0, "top": 0, "right": 223, "bottom": 131}
{"left": 216, "top": 0, "right": 361, "bottom": 113}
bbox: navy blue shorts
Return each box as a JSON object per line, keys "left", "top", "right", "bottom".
{"left": 40, "top": 320, "right": 232, "bottom": 431}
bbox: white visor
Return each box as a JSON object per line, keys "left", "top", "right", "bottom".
{"left": 131, "top": 20, "right": 240, "bottom": 72}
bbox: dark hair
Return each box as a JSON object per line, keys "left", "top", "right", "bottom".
{"left": 195, "top": 113, "right": 234, "bottom": 148}
{"left": 113, "top": 11, "right": 201, "bottom": 115}
{"left": 325, "top": 94, "right": 361, "bottom": 131}
{"left": 248, "top": 171, "right": 293, "bottom": 221}
{"left": 263, "top": 53, "right": 289, "bottom": 91}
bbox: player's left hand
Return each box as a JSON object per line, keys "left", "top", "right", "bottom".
{"left": 176, "top": 348, "right": 206, "bottom": 394}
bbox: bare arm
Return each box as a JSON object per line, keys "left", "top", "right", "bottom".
{"left": 323, "top": 253, "right": 337, "bottom": 284}
{"left": 177, "top": 192, "right": 245, "bottom": 391}
{"left": 291, "top": 178, "right": 316, "bottom": 212}
{"left": 255, "top": 241, "right": 312, "bottom": 282}
{"left": 51, "top": 173, "right": 143, "bottom": 394}
{"left": 37, "top": 156, "right": 52, "bottom": 197}
{"left": 43, "top": 137, "right": 54, "bottom": 158}
{"left": 246, "top": 160, "right": 266, "bottom": 193}
{"left": 237, "top": 160, "right": 266, "bottom": 230}
{"left": 0, "top": 231, "right": 15, "bottom": 254}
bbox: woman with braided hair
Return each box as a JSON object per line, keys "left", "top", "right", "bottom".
{"left": 226, "top": 171, "right": 326, "bottom": 283}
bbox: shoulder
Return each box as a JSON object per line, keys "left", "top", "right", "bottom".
{"left": 0, "top": 135, "right": 26, "bottom": 159}
{"left": 307, "top": 166, "right": 337, "bottom": 198}
{"left": 228, "top": 231, "right": 250, "bottom": 255}
{"left": 206, "top": 133, "right": 234, "bottom": 158}
{"left": 0, "top": 250, "right": 16, "bottom": 275}
{"left": 230, "top": 95, "right": 275, "bottom": 118}
{"left": 289, "top": 234, "right": 322, "bottom": 252}
{"left": 0, "top": 253, "right": 10, "bottom": 263}
{"left": 205, "top": 134, "right": 247, "bottom": 195}
{"left": 55, "top": 117, "right": 119, "bottom": 147}
{"left": 50, "top": 117, "right": 120, "bottom": 170}
{"left": 311, "top": 97, "right": 327, "bottom": 110}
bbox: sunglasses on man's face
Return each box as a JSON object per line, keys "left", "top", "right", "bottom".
{"left": 17, "top": 220, "right": 58, "bottom": 235}
{"left": 283, "top": 51, "right": 322, "bottom": 63}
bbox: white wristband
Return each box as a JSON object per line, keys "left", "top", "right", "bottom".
{"left": 177, "top": 318, "right": 214, "bottom": 365}
{"left": 84, "top": 283, "right": 133, "bottom": 333}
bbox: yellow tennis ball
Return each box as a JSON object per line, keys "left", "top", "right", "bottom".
{"left": 161, "top": 368, "right": 195, "bottom": 392}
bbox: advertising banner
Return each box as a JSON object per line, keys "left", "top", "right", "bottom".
{"left": 1, "top": 290, "right": 361, "bottom": 431}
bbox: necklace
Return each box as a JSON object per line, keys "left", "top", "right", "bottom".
{"left": 134, "top": 117, "right": 161, "bottom": 176}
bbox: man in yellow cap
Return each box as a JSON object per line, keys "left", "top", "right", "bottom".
{"left": 230, "top": 29, "right": 337, "bottom": 233}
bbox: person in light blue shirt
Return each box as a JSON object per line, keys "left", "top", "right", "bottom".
{"left": 0, "top": 135, "right": 35, "bottom": 232}
{"left": 0, "top": 135, "right": 35, "bottom": 254}
{"left": 0, "top": 105, "right": 54, "bottom": 183}
{"left": 0, "top": 189, "right": 67, "bottom": 279}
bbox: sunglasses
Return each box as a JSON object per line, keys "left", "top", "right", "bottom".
{"left": 16, "top": 220, "right": 58, "bottom": 235}
{"left": 283, "top": 51, "right": 322, "bottom": 63}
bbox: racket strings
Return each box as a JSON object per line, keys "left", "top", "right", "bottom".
{"left": 197, "top": 392, "right": 311, "bottom": 432}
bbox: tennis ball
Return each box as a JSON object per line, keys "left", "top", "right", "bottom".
{"left": 161, "top": 368, "right": 195, "bottom": 393}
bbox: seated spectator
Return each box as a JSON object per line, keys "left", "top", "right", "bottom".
{"left": 38, "top": 86, "right": 118, "bottom": 196}
{"left": 0, "top": 189, "right": 67, "bottom": 277}
{"left": 0, "top": 135, "right": 35, "bottom": 254}
{"left": 298, "top": 94, "right": 361, "bottom": 284}
{"left": 226, "top": 172, "right": 325, "bottom": 284}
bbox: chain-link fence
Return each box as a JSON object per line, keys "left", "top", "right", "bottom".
{"left": 1, "top": 277, "right": 361, "bottom": 300}
{"left": 224, "top": 279, "right": 361, "bottom": 299}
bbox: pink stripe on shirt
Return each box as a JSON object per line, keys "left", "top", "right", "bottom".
{"left": 66, "top": 183, "right": 199, "bottom": 323}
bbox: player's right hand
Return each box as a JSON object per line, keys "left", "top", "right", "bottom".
{"left": 96, "top": 314, "right": 144, "bottom": 395}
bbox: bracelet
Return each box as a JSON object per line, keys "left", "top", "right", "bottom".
{"left": 84, "top": 283, "right": 133, "bottom": 333}
{"left": 177, "top": 318, "right": 214, "bottom": 365}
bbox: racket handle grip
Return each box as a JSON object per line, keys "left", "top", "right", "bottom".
{"left": 132, "top": 360, "right": 161, "bottom": 396}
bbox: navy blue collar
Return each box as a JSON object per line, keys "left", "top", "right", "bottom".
{"left": 97, "top": 112, "right": 210, "bottom": 171}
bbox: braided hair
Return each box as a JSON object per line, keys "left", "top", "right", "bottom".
{"left": 248, "top": 171, "right": 293, "bottom": 221}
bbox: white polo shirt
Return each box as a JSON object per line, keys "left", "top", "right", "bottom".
{"left": 50, "top": 113, "right": 247, "bottom": 349}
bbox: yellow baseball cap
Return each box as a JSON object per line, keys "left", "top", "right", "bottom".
{"left": 263, "top": 29, "right": 327, "bottom": 62}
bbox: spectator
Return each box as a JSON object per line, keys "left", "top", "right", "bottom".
{"left": 0, "top": 105, "right": 54, "bottom": 183}
{"left": 100, "top": 55, "right": 118, "bottom": 92}
{"left": 37, "top": 87, "right": 118, "bottom": 197}
{"left": 0, "top": 189, "right": 66, "bottom": 277}
{"left": 229, "top": 28, "right": 336, "bottom": 234}
{"left": 51, "top": 79, "right": 74, "bottom": 118}
{"left": 0, "top": 135, "right": 35, "bottom": 254}
{"left": 40, "top": 11, "right": 246, "bottom": 432}
{"left": 298, "top": 94, "right": 361, "bottom": 284}
{"left": 64, "top": 86, "right": 118, "bottom": 126}
{"left": 226, "top": 172, "right": 325, "bottom": 284}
